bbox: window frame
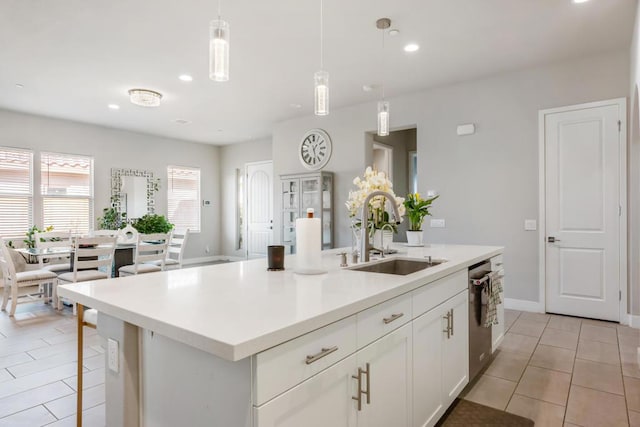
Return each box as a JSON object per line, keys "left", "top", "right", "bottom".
{"left": 0, "top": 146, "right": 34, "bottom": 239}
{"left": 167, "top": 165, "right": 201, "bottom": 233}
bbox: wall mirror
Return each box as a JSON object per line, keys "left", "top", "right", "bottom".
{"left": 111, "top": 168, "right": 158, "bottom": 220}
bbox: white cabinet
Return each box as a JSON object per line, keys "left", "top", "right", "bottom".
{"left": 413, "top": 290, "right": 469, "bottom": 427}
{"left": 280, "top": 171, "right": 333, "bottom": 253}
{"left": 254, "top": 354, "right": 357, "bottom": 427}
{"left": 355, "top": 323, "right": 412, "bottom": 427}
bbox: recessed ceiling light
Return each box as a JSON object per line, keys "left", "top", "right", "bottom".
{"left": 108, "top": 104, "right": 120, "bottom": 110}
{"left": 572, "top": 0, "right": 589, "bottom": 3}
{"left": 128, "top": 89, "right": 163, "bottom": 107}
{"left": 404, "top": 43, "right": 420, "bottom": 53}
{"left": 178, "top": 74, "right": 193, "bottom": 82}
{"left": 173, "top": 119, "right": 191, "bottom": 125}
{"left": 388, "top": 29, "right": 400, "bottom": 36}
{"left": 15, "top": 83, "right": 24, "bottom": 89}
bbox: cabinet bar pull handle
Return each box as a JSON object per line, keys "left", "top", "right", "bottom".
{"left": 443, "top": 312, "right": 451, "bottom": 339}
{"left": 305, "top": 346, "right": 338, "bottom": 364}
{"left": 383, "top": 312, "right": 404, "bottom": 324}
{"left": 352, "top": 368, "right": 363, "bottom": 411}
{"left": 363, "top": 362, "right": 371, "bottom": 404}
{"left": 450, "top": 309, "right": 454, "bottom": 336}
{"left": 495, "top": 262, "right": 503, "bottom": 266}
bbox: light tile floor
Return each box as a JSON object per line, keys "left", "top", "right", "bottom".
{"left": 463, "top": 309, "right": 640, "bottom": 427}
{"left": 0, "top": 302, "right": 105, "bottom": 426}
{"left": 1, "top": 303, "right": 640, "bottom": 427}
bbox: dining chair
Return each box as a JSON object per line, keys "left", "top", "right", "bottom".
{"left": 145, "top": 229, "right": 189, "bottom": 270}
{"left": 118, "top": 232, "right": 170, "bottom": 276}
{"left": 69, "top": 236, "right": 118, "bottom": 427}
{"left": 0, "top": 238, "right": 58, "bottom": 316}
{"left": 56, "top": 236, "right": 117, "bottom": 310}
{"left": 35, "top": 230, "right": 73, "bottom": 272}
{"left": 91, "top": 229, "right": 120, "bottom": 237}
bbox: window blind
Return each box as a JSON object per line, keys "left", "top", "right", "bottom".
{"left": 167, "top": 166, "right": 200, "bottom": 232}
{"left": 0, "top": 148, "right": 33, "bottom": 238}
{"left": 41, "top": 152, "right": 93, "bottom": 234}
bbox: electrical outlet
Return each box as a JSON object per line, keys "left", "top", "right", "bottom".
{"left": 205, "top": 245, "right": 210, "bottom": 254}
{"left": 430, "top": 219, "right": 445, "bottom": 228}
{"left": 108, "top": 338, "right": 119, "bottom": 373}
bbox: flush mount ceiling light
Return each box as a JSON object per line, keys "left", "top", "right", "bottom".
{"left": 179, "top": 74, "right": 193, "bottom": 82}
{"left": 404, "top": 43, "right": 420, "bottom": 52}
{"left": 209, "top": 0, "right": 230, "bottom": 82}
{"left": 108, "top": 104, "right": 120, "bottom": 110}
{"left": 376, "top": 18, "right": 391, "bottom": 136}
{"left": 314, "top": 0, "right": 329, "bottom": 116}
{"left": 128, "top": 89, "right": 163, "bottom": 107}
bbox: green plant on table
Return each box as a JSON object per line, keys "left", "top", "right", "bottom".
{"left": 403, "top": 192, "right": 439, "bottom": 231}
{"left": 24, "top": 225, "right": 55, "bottom": 249}
{"left": 98, "top": 207, "right": 127, "bottom": 230}
{"left": 131, "top": 214, "right": 173, "bottom": 234}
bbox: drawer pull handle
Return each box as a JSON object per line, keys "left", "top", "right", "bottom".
{"left": 443, "top": 312, "right": 451, "bottom": 339}
{"left": 383, "top": 313, "right": 404, "bottom": 324}
{"left": 495, "top": 262, "right": 503, "bottom": 267}
{"left": 352, "top": 367, "right": 363, "bottom": 411}
{"left": 305, "top": 346, "right": 338, "bottom": 364}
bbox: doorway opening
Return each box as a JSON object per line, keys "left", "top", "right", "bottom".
{"left": 366, "top": 127, "right": 418, "bottom": 242}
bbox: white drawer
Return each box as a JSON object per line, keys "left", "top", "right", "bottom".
{"left": 252, "top": 315, "right": 357, "bottom": 406}
{"left": 356, "top": 292, "right": 412, "bottom": 349}
{"left": 490, "top": 254, "right": 503, "bottom": 271}
{"left": 412, "top": 270, "right": 468, "bottom": 317}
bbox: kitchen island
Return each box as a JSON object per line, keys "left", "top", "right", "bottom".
{"left": 58, "top": 243, "right": 503, "bottom": 427}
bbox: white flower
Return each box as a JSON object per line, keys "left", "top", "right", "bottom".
{"left": 346, "top": 166, "right": 405, "bottom": 228}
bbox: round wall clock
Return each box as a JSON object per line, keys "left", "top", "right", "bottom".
{"left": 299, "top": 128, "right": 332, "bottom": 170}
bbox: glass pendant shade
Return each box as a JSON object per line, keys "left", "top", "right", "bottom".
{"left": 377, "top": 100, "right": 390, "bottom": 136}
{"left": 314, "top": 70, "right": 329, "bottom": 116}
{"left": 209, "top": 19, "right": 230, "bottom": 82}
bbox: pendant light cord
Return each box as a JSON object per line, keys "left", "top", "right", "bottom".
{"left": 217, "top": 0, "right": 221, "bottom": 20}
{"left": 381, "top": 26, "right": 386, "bottom": 100}
{"left": 320, "top": 0, "right": 324, "bottom": 70}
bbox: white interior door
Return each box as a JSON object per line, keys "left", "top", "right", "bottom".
{"left": 544, "top": 101, "right": 624, "bottom": 321}
{"left": 246, "top": 161, "right": 273, "bottom": 258}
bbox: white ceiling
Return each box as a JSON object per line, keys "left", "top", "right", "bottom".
{"left": 0, "top": 0, "right": 635, "bottom": 145}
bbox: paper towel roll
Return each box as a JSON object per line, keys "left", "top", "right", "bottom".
{"left": 295, "top": 217, "right": 326, "bottom": 274}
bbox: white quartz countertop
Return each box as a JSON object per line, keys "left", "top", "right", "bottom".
{"left": 57, "top": 244, "right": 502, "bottom": 361}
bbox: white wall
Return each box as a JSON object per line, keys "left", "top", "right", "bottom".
{"left": 273, "top": 50, "right": 629, "bottom": 304}
{"left": 0, "top": 109, "right": 221, "bottom": 260}
{"left": 219, "top": 138, "right": 272, "bottom": 257}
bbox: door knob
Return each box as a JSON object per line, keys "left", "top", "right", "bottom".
{"left": 547, "top": 236, "right": 561, "bottom": 243}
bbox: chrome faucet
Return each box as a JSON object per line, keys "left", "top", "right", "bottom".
{"left": 360, "top": 190, "right": 401, "bottom": 262}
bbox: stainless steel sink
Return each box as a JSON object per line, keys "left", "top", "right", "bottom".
{"left": 348, "top": 257, "right": 446, "bottom": 275}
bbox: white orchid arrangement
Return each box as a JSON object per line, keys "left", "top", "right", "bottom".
{"left": 346, "top": 166, "right": 405, "bottom": 232}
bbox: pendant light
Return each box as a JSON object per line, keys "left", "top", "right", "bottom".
{"left": 209, "top": 0, "right": 230, "bottom": 82}
{"left": 314, "top": 0, "right": 329, "bottom": 115}
{"left": 376, "top": 18, "right": 390, "bottom": 136}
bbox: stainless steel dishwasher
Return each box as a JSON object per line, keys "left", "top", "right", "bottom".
{"left": 468, "top": 260, "right": 493, "bottom": 382}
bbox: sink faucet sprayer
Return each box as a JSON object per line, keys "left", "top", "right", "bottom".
{"left": 360, "top": 190, "right": 402, "bottom": 262}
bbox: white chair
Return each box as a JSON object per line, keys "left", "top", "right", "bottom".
{"left": 146, "top": 229, "right": 189, "bottom": 270}
{"left": 118, "top": 232, "right": 170, "bottom": 276}
{"left": 56, "top": 236, "right": 117, "bottom": 310}
{"left": 0, "top": 238, "right": 58, "bottom": 316}
{"left": 34, "top": 230, "right": 73, "bottom": 272}
{"left": 91, "top": 229, "right": 120, "bottom": 237}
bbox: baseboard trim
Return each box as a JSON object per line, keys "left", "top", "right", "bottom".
{"left": 504, "top": 298, "right": 544, "bottom": 313}
{"left": 629, "top": 314, "right": 640, "bottom": 329}
{"left": 182, "top": 255, "right": 243, "bottom": 265}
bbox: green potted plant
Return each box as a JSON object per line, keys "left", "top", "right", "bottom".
{"left": 131, "top": 214, "right": 174, "bottom": 234}
{"left": 97, "top": 207, "right": 127, "bottom": 230}
{"left": 403, "top": 192, "right": 438, "bottom": 246}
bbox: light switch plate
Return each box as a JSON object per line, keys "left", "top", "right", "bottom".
{"left": 430, "top": 219, "right": 445, "bottom": 228}
{"left": 108, "top": 338, "right": 119, "bottom": 373}
{"left": 524, "top": 219, "right": 537, "bottom": 231}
